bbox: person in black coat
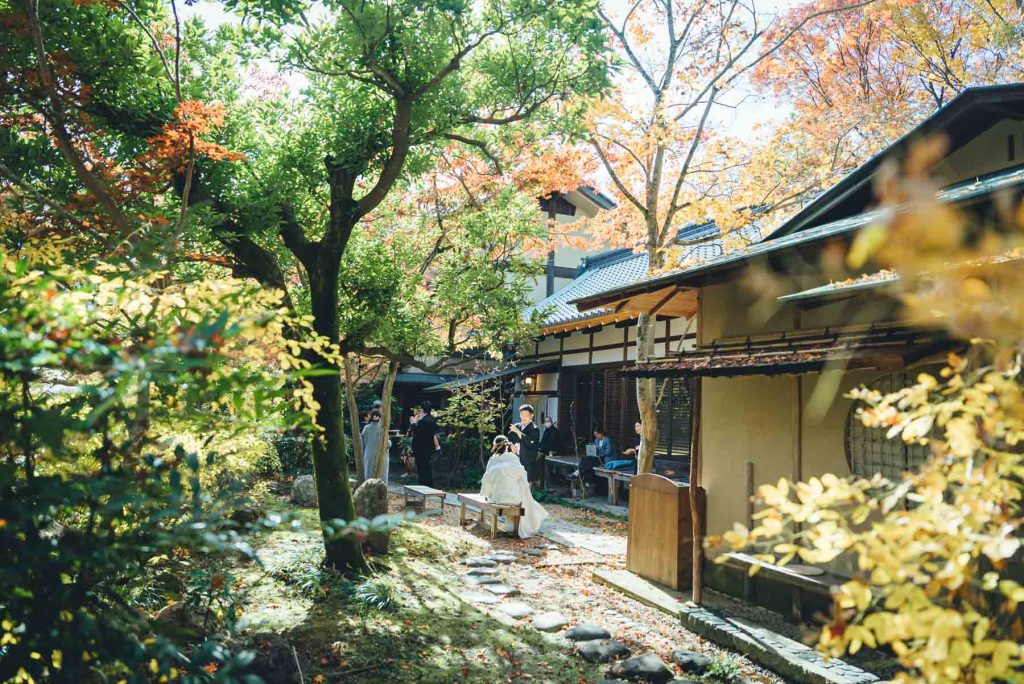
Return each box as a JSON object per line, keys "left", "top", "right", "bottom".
{"left": 538, "top": 417, "right": 560, "bottom": 456}
{"left": 508, "top": 404, "right": 541, "bottom": 484}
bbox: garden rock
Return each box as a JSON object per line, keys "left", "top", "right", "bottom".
{"left": 498, "top": 602, "right": 534, "bottom": 618}
{"left": 487, "top": 551, "right": 517, "bottom": 564}
{"left": 671, "top": 649, "right": 711, "bottom": 675}
{"left": 353, "top": 478, "right": 388, "bottom": 517}
{"left": 463, "top": 575, "right": 502, "bottom": 586}
{"left": 576, "top": 639, "right": 631, "bottom": 663}
{"left": 290, "top": 475, "right": 317, "bottom": 507}
{"left": 462, "top": 557, "right": 498, "bottom": 568}
{"left": 484, "top": 584, "right": 520, "bottom": 596}
{"left": 458, "top": 591, "right": 499, "bottom": 605}
{"left": 244, "top": 636, "right": 299, "bottom": 684}
{"left": 353, "top": 478, "right": 390, "bottom": 554}
{"left": 608, "top": 653, "right": 674, "bottom": 683}
{"left": 153, "top": 601, "right": 199, "bottom": 631}
{"left": 229, "top": 506, "right": 263, "bottom": 525}
{"left": 564, "top": 623, "right": 611, "bottom": 641}
{"left": 466, "top": 567, "right": 499, "bottom": 576}
{"left": 533, "top": 612, "right": 568, "bottom": 632}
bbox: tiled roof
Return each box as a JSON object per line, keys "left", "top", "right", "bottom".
{"left": 572, "top": 165, "right": 1024, "bottom": 311}
{"left": 529, "top": 224, "right": 763, "bottom": 328}
{"left": 527, "top": 248, "right": 649, "bottom": 327}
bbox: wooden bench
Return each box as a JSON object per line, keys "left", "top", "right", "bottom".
{"left": 456, "top": 493, "right": 523, "bottom": 538}
{"left": 592, "top": 467, "right": 635, "bottom": 505}
{"left": 544, "top": 455, "right": 582, "bottom": 494}
{"left": 401, "top": 485, "right": 446, "bottom": 514}
{"left": 593, "top": 459, "right": 690, "bottom": 505}
{"left": 722, "top": 552, "right": 847, "bottom": 620}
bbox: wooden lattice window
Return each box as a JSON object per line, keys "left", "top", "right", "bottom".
{"left": 655, "top": 377, "right": 692, "bottom": 463}
{"left": 844, "top": 371, "right": 931, "bottom": 480}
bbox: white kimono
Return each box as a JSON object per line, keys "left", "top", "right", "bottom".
{"left": 480, "top": 451, "right": 548, "bottom": 538}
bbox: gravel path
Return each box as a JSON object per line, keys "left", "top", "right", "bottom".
{"left": 393, "top": 492, "right": 784, "bottom": 683}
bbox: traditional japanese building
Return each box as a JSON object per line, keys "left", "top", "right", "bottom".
{"left": 569, "top": 83, "right": 1024, "bottom": 612}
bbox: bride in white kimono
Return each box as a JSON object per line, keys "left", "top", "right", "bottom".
{"left": 480, "top": 436, "right": 548, "bottom": 538}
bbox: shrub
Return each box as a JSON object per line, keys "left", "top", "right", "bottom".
{"left": 352, "top": 575, "right": 398, "bottom": 612}
{"left": 273, "top": 432, "right": 313, "bottom": 476}
{"left": 0, "top": 255, "right": 324, "bottom": 682}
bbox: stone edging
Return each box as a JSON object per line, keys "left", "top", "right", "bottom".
{"left": 592, "top": 569, "right": 878, "bottom": 684}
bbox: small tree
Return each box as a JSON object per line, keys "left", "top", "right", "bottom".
{"left": 436, "top": 373, "right": 509, "bottom": 476}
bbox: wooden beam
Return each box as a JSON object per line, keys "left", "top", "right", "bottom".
{"left": 648, "top": 286, "right": 682, "bottom": 316}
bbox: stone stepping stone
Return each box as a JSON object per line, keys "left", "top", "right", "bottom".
{"left": 498, "top": 601, "right": 534, "bottom": 618}
{"left": 462, "top": 557, "right": 497, "bottom": 568}
{"left": 564, "top": 623, "right": 611, "bottom": 641}
{"left": 486, "top": 551, "right": 517, "bottom": 564}
{"left": 671, "top": 649, "right": 711, "bottom": 675}
{"left": 576, "top": 639, "right": 631, "bottom": 663}
{"left": 458, "top": 591, "right": 498, "bottom": 605}
{"left": 463, "top": 575, "right": 502, "bottom": 586}
{"left": 484, "top": 584, "right": 520, "bottom": 596}
{"left": 608, "top": 653, "right": 674, "bottom": 683}
{"left": 521, "top": 548, "right": 545, "bottom": 556}
{"left": 466, "top": 567, "right": 499, "bottom": 576}
{"left": 533, "top": 611, "right": 568, "bottom": 632}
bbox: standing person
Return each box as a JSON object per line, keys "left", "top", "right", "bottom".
{"left": 410, "top": 400, "right": 440, "bottom": 487}
{"left": 508, "top": 404, "right": 540, "bottom": 485}
{"left": 538, "top": 417, "right": 560, "bottom": 455}
{"left": 360, "top": 408, "right": 391, "bottom": 483}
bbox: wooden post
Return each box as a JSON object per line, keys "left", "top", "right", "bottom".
{"left": 793, "top": 375, "right": 803, "bottom": 483}
{"left": 688, "top": 376, "right": 704, "bottom": 604}
{"left": 743, "top": 460, "right": 755, "bottom": 601}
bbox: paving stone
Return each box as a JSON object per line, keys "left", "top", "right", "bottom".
{"left": 564, "top": 624, "right": 611, "bottom": 641}
{"left": 458, "top": 591, "right": 498, "bottom": 605}
{"left": 462, "top": 557, "right": 497, "bottom": 568}
{"left": 521, "top": 548, "right": 544, "bottom": 556}
{"left": 608, "top": 653, "right": 674, "bottom": 683}
{"left": 466, "top": 567, "right": 499, "bottom": 576}
{"left": 462, "top": 575, "right": 502, "bottom": 586}
{"left": 487, "top": 551, "right": 517, "bottom": 564}
{"left": 576, "top": 639, "right": 631, "bottom": 663}
{"left": 498, "top": 602, "right": 534, "bottom": 618}
{"left": 532, "top": 611, "right": 569, "bottom": 632}
{"left": 484, "top": 583, "right": 520, "bottom": 596}
{"left": 671, "top": 649, "right": 711, "bottom": 675}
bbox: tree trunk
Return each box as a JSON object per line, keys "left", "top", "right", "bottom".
{"left": 343, "top": 354, "right": 365, "bottom": 483}
{"left": 635, "top": 311, "right": 659, "bottom": 473}
{"left": 374, "top": 359, "right": 400, "bottom": 479}
{"left": 307, "top": 258, "right": 365, "bottom": 574}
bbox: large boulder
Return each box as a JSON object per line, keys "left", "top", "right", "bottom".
{"left": 353, "top": 478, "right": 390, "bottom": 554}
{"left": 353, "top": 478, "right": 388, "bottom": 517}
{"left": 290, "top": 475, "right": 317, "bottom": 507}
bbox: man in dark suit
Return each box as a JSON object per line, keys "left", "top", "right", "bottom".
{"left": 410, "top": 400, "right": 440, "bottom": 487}
{"left": 508, "top": 404, "right": 541, "bottom": 485}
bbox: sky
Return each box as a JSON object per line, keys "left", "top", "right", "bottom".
{"left": 179, "top": 0, "right": 807, "bottom": 139}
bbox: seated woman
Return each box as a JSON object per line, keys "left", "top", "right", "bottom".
{"left": 480, "top": 435, "right": 549, "bottom": 538}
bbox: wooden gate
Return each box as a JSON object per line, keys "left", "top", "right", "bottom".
{"left": 626, "top": 473, "right": 705, "bottom": 590}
